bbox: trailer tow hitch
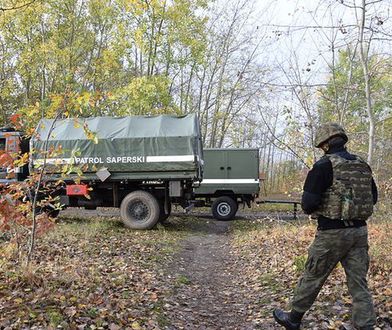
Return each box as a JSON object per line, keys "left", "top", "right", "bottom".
{"left": 184, "top": 203, "right": 194, "bottom": 214}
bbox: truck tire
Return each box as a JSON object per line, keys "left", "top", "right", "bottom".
{"left": 34, "top": 203, "right": 60, "bottom": 219}
{"left": 120, "top": 191, "right": 160, "bottom": 230}
{"left": 159, "top": 200, "right": 172, "bottom": 223}
{"left": 43, "top": 206, "right": 60, "bottom": 218}
{"left": 211, "top": 196, "right": 238, "bottom": 221}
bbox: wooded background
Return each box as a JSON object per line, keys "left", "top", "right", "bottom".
{"left": 1, "top": 0, "right": 391, "bottom": 195}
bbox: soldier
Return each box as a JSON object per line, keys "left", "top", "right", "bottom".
{"left": 273, "top": 123, "right": 378, "bottom": 330}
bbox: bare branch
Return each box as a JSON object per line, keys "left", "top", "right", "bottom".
{"left": 377, "top": 115, "right": 392, "bottom": 125}
{"left": 367, "top": 0, "right": 383, "bottom": 5}
{"left": 261, "top": 82, "right": 328, "bottom": 88}
{"left": 0, "top": 0, "right": 36, "bottom": 11}
{"left": 259, "top": 24, "right": 358, "bottom": 30}
{"left": 258, "top": 106, "right": 310, "bottom": 169}
{"left": 336, "top": 0, "right": 360, "bottom": 9}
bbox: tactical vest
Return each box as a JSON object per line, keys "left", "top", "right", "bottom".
{"left": 314, "top": 154, "right": 374, "bottom": 221}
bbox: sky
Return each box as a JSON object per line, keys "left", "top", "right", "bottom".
{"left": 253, "top": 0, "right": 392, "bottom": 84}
{"left": 238, "top": 0, "right": 392, "bottom": 156}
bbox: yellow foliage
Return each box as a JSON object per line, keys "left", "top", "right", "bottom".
{"left": 124, "top": 0, "right": 147, "bottom": 14}
{"left": 134, "top": 27, "right": 146, "bottom": 51}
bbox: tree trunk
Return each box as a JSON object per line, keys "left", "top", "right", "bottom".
{"left": 358, "top": 0, "right": 375, "bottom": 166}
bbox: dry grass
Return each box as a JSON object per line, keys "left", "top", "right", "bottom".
{"left": 230, "top": 208, "right": 392, "bottom": 329}
{"left": 0, "top": 215, "right": 190, "bottom": 329}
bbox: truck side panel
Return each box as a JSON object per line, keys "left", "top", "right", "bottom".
{"left": 31, "top": 115, "right": 203, "bottom": 182}
{"left": 195, "top": 148, "right": 259, "bottom": 196}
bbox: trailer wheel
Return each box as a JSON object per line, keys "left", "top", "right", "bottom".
{"left": 120, "top": 191, "right": 160, "bottom": 230}
{"left": 211, "top": 196, "right": 238, "bottom": 221}
{"left": 159, "top": 201, "right": 172, "bottom": 223}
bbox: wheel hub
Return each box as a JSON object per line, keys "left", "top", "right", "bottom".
{"left": 129, "top": 200, "right": 150, "bottom": 221}
{"left": 217, "top": 202, "right": 231, "bottom": 216}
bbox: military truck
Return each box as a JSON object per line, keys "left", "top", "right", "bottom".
{"left": 0, "top": 128, "right": 30, "bottom": 184}
{"left": 2, "top": 114, "right": 203, "bottom": 230}
{"left": 194, "top": 148, "right": 260, "bottom": 220}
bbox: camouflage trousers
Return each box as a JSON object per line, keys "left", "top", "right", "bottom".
{"left": 291, "top": 226, "right": 376, "bottom": 328}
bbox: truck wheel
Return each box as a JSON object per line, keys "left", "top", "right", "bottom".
{"left": 159, "top": 201, "right": 172, "bottom": 223}
{"left": 43, "top": 206, "right": 60, "bottom": 218}
{"left": 211, "top": 196, "right": 238, "bottom": 221}
{"left": 34, "top": 204, "right": 60, "bottom": 219}
{"left": 120, "top": 191, "right": 160, "bottom": 230}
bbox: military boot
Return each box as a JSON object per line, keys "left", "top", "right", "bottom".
{"left": 272, "top": 309, "right": 302, "bottom": 330}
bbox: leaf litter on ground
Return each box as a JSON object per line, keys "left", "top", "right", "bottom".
{"left": 229, "top": 217, "right": 392, "bottom": 329}
{"left": 0, "top": 215, "right": 188, "bottom": 329}
{"left": 1, "top": 211, "right": 391, "bottom": 329}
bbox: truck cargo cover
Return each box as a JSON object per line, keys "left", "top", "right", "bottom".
{"left": 31, "top": 114, "right": 203, "bottom": 180}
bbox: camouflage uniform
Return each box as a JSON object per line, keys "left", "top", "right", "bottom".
{"left": 291, "top": 124, "right": 376, "bottom": 329}
{"left": 291, "top": 226, "right": 375, "bottom": 328}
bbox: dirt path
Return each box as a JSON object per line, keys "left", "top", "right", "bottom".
{"left": 162, "top": 220, "right": 257, "bottom": 330}
{"left": 58, "top": 208, "right": 299, "bottom": 329}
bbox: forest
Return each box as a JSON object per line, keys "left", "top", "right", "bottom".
{"left": 0, "top": 0, "right": 390, "bottom": 192}
{"left": 1, "top": 0, "right": 392, "bottom": 329}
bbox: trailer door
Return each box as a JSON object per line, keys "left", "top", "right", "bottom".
{"left": 203, "top": 149, "right": 227, "bottom": 180}
{"left": 225, "top": 149, "right": 259, "bottom": 180}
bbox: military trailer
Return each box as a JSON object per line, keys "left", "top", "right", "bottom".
{"left": 194, "top": 148, "right": 260, "bottom": 220}
{"left": 26, "top": 114, "right": 203, "bottom": 229}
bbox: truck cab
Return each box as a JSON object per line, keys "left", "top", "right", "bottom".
{"left": 0, "top": 127, "right": 29, "bottom": 184}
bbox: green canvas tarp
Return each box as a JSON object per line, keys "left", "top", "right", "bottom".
{"left": 31, "top": 114, "right": 203, "bottom": 181}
